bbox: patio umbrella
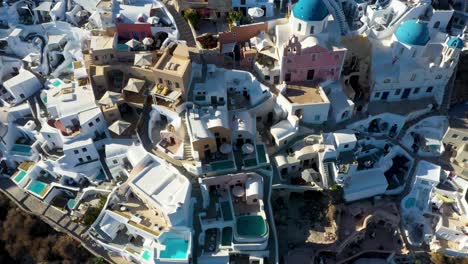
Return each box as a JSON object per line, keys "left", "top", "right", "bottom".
{"left": 242, "top": 143, "right": 254, "bottom": 154}
{"left": 22, "top": 53, "right": 39, "bottom": 63}
{"left": 220, "top": 143, "right": 232, "bottom": 154}
{"left": 109, "top": 120, "right": 131, "bottom": 135}
{"left": 125, "top": 39, "right": 141, "bottom": 49}
{"left": 142, "top": 37, "right": 154, "bottom": 46}
{"left": 124, "top": 78, "right": 145, "bottom": 93}
{"left": 134, "top": 53, "right": 153, "bottom": 67}
{"left": 98, "top": 91, "right": 122, "bottom": 106}
{"left": 248, "top": 7, "right": 264, "bottom": 18}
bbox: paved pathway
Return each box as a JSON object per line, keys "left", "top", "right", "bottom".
{"left": 0, "top": 177, "right": 117, "bottom": 263}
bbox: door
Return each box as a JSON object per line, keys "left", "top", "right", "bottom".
{"left": 401, "top": 88, "right": 411, "bottom": 99}
{"left": 274, "top": 75, "right": 280, "bottom": 84}
{"left": 381, "top": 91, "right": 389, "bottom": 100}
{"left": 307, "top": 69, "right": 315, "bottom": 80}
{"left": 211, "top": 96, "right": 217, "bottom": 105}
{"left": 285, "top": 73, "right": 291, "bottom": 82}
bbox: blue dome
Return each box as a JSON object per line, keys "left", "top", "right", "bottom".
{"left": 395, "top": 20, "right": 430, "bottom": 46}
{"left": 293, "top": 0, "right": 329, "bottom": 22}
{"left": 447, "top": 37, "right": 463, "bottom": 49}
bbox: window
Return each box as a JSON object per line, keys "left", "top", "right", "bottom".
{"left": 89, "top": 122, "right": 94, "bottom": 127}
{"left": 395, "top": 89, "right": 401, "bottom": 95}
{"left": 265, "top": 75, "right": 270, "bottom": 81}
{"left": 78, "top": 158, "right": 84, "bottom": 163}
{"left": 414, "top": 87, "right": 420, "bottom": 94}
{"left": 410, "top": 74, "right": 416, "bottom": 81}
{"left": 297, "top": 23, "right": 302, "bottom": 32}
{"left": 375, "top": 92, "right": 381, "bottom": 98}
{"left": 462, "top": 137, "right": 468, "bottom": 141}
{"left": 113, "top": 160, "right": 118, "bottom": 164}
{"left": 96, "top": 117, "right": 101, "bottom": 122}
{"left": 204, "top": 144, "right": 209, "bottom": 149}
{"left": 452, "top": 134, "right": 459, "bottom": 138}
{"left": 82, "top": 147, "right": 87, "bottom": 152}
{"left": 314, "top": 115, "right": 320, "bottom": 121}
{"left": 214, "top": 132, "right": 220, "bottom": 137}
{"left": 94, "top": 56, "right": 98, "bottom": 61}
{"left": 310, "top": 26, "right": 314, "bottom": 34}
{"left": 312, "top": 54, "right": 316, "bottom": 61}
{"left": 412, "top": 50, "right": 417, "bottom": 57}
{"left": 86, "top": 156, "right": 92, "bottom": 161}
{"left": 175, "top": 82, "right": 180, "bottom": 88}
{"left": 383, "top": 79, "right": 391, "bottom": 83}
{"left": 435, "top": 74, "right": 442, "bottom": 79}
{"left": 74, "top": 150, "right": 79, "bottom": 154}
{"left": 344, "top": 144, "right": 349, "bottom": 149}
{"left": 166, "top": 80, "right": 172, "bottom": 86}
{"left": 47, "top": 135, "right": 51, "bottom": 138}
{"left": 426, "top": 86, "right": 433, "bottom": 93}
{"left": 159, "top": 78, "right": 163, "bottom": 83}
{"left": 20, "top": 93, "right": 25, "bottom": 99}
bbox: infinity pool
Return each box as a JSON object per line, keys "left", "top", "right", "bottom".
{"left": 13, "top": 170, "right": 27, "bottom": 183}
{"left": 28, "top": 180, "right": 49, "bottom": 197}
{"left": 10, "top": 144, "right": 32, "bottom": 155}
{"left": 159, "top": 239, "right": 188, "bottom": 259}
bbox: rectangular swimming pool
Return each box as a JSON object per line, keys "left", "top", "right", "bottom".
{"left": 28, "top": 180, "right": 49, "bottom": 197}
{"left": 236, "top": 215, "right": 267, "bottom": 237}
{"left": 211, "top": 160, "right": 234, "bottom": 171}
{"left": 221, "top": 201, "right": 233, "bottom": 221}
{"left": 159, "top": 239, "right": 188, "bottom": 259}
{"left": 13, "top": 170, "right": 27, "bottom": 183}
{"left": 10, "top": 144, "right": 32, "bottom": 155}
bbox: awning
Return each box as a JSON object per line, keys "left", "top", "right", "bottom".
{"left": 221, "top": 43, "right": 236, "bottom": 54}
{"left": 33, "top": 1, "right": 52, "bottom": 12}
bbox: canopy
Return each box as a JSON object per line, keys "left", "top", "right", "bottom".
{"left": 124, "top": 78, "right": 145, "bottom": 93}
{"left": 134, "top": 53, "right": 153, "bottom": 67}
{"left": 98, "top": 91, "right": 122, "bottom": 106}
{"left": 109, "top": 120, "right": 131, "bottom": 135}
{"left": 125, "top": 39, "right": 141, "bottom": 48}
{"left": 142, "top": 37, "right": 154, "bottom": 46}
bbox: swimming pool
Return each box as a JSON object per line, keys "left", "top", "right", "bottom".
{"left": 211, "top": 160, "right": 235, "bottom": 171}
{"left": 256, "top": 144, "right": 267, "bottom": 164}
{"left": 13, "top": 170, "right": 27, "bottom": 183}
{"left": 141, "top": 249, "right": 153, "bottom": 261}
{"left": 236, "top": 215, "right": 267, "bottom": 237}
{"left": 221, "top": 227, "right": 232, "bottom": 246}
{"left": 404, "top": 197, "right": 416, "bottom": 209}
{"left": 52, "top": 80, "right": 62, "bottom": 87}
{"left": 10, "top": 144, "right": 32, "bottom": 155}
{"left": 159, "top": 239, "right": 188, "bottom": 259}
{"left": 28, "top": 180, "right": 49, "bottom": 197}
{"left": 221, "top": 201, "right": 233, "bottom": 221}
{"left": 67, "top": 199, "right": 76, "bottom": 210}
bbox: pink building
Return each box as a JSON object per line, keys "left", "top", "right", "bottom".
{"left": 281, "top": 35, "right": 346, "bottom": 83}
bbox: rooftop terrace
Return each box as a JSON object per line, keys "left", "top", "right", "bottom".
{"left": 284, "top": 83, "right": 325, "bottom": 104}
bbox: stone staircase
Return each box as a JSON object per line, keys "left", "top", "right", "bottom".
{"left": 181, "top": 116, "right": 194, "bottom": 161}
{"left": 165, "top": 4, "right": 196, "bottom": 47}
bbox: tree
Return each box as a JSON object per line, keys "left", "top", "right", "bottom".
{"left": 184, "top": 9, "right": 200, "bottom": 29}
{"left": 227, "top": 11, "right": 242, "bottom": 26}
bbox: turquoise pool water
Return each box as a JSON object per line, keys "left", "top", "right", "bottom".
{"left": 13, "top": 170, "right": 27, "bottom": 183}
{"left": 221, "top": 201, "right": 233, "bottom": 221}
{"left": 117, "top": 43, "right": 129, "bottom": 51}
{"left": 236, "top": 215, "right": 267, "bottom": 237}
{"left": 211, "top": 160, "right": 234, "bottom": 171}
{"left": 221, "top": 227, "right": 232, "bottom": 246}
{"left": 141, "top": 249, "right": 152, "bottom": 261}
{"left": 67, "top": 199, "right": 76, "bottom": 210}
{"left": 10, "top": 144, "right": 32, "bottom": 155}
{"left": 28, "top": 180, "right": 48, "bottom": 196}
{"left": 160, "top": 239, "right": 188, "bottom": 259}
{"left": 96, "top": 171, "right": 106, "bottom": 181}
{"left": 256, "top": 144, "right": 267, "bottom": 164}
{"left": 405, "top": 197, "right": 415, "bottom": 209}
{"left": 52, "top": 80, "right": 62, "bottom": 87}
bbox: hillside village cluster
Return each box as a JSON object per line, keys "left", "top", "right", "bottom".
{"left": 0, "top": 0, "right": 467, "bottom": 263}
